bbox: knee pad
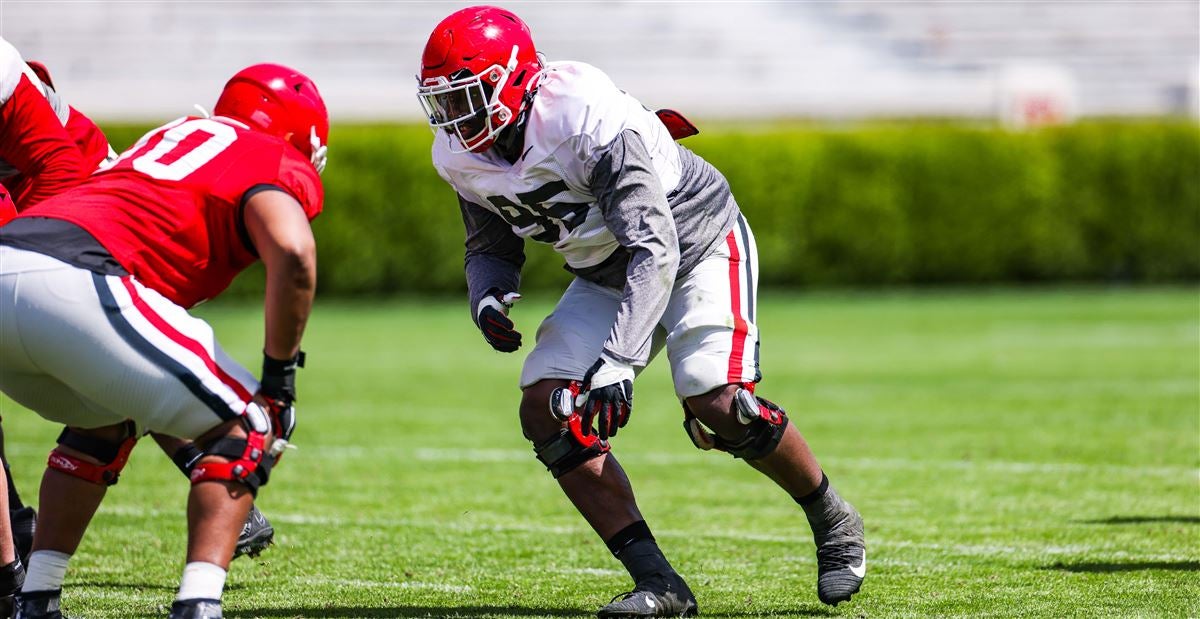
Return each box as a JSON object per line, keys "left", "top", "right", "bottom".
{"left": 683, "top": 388, "right": 789, "bottom": 461}
{"left": 189, "top": 405, "right": 274, "bottom": 496}
{"left": 533, "top": 414, "right": 610, "bottom": 479}
{"left": 48, "top": 421, "right": 138, "bottom": 486}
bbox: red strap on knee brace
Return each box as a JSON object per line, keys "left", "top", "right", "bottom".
{"left": 47, "top": 435, "right": 137, "bottom": 486}
{"left": 567, "top": 411, "right": 608, "bottom": 452}
{"left": 189, "top": 430, "right": 268, "bottom": 486}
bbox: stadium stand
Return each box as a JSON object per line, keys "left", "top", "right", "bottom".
{"left": 4, "top": 1, "right": 1196, "bottom": 120}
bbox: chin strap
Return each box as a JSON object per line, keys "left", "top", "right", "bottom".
{"left": 309, "top": 126, "right": 327, "bottom": 174}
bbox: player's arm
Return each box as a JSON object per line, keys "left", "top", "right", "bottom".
{"left": 0, "top": 75, "right": 85, "bottom": 209}
{"left": 460, "top": 194, "right": 527, "bottom": 352}
{"left": 243, "top": 188, "right": 316, "bottom": 361}
{"left": 578, "top": 128, "right": 681, "bottom": 438}
{"left": 591, "top": 128, "right": 680, "bottom": 366}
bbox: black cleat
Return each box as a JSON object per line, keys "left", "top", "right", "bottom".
{"left": 13, "top": 588, "right": 62, "bottom": 619}
{"left": 232, "top": 505, "right": 274, "bottom": 560}
{"left": 168, "top": 598, "right": 222, "bottom": 619}
{"left": 9, "top": 507, "right": 35, "bottom": 567}
{"left": 0, "top": 558, "right": 25, "bottom": 618}
{"left": 597, "top": 572, "right": 698, "bottom": 618}
{"left": 812, "top": 499, "right": 866, "bottom": 606}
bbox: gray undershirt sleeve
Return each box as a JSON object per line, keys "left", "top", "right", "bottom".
{"left": 589, "top": 129, "right": 681, "bottom": 366}
{"left": 459, "top": 194, "right": 525, "bottom": 326}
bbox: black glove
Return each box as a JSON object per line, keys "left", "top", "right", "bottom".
{"left": 579, "top": 356, "right": 635, "bottom": 440}
{"left": 476, "top": 290, "right": 522, "bottom": 352}
{"left": 260, "top": 351, "right": 302, "bottom": 446}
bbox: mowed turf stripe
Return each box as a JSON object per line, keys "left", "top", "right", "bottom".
{"left": 299, "top": 445, "right": 1193, "bottom": 478}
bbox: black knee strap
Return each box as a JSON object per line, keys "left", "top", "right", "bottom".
{"left": 684, "top": 389, "right": 789, "bottom": 461}
{"left": 55, "top": 422, "right": 134, "bottom": 462}
{"left": 533, "top": 417, "right": 610, "bottom": 478}
{"left": 49, "top": 421, "right": 138, "bottom": 486}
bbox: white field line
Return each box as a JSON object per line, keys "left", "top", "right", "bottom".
{"left": 95, "top": 504, "right": 1198, "bottom": 562}
{"left": 296, "top": 577, "right": 472, "bottom": 593}
{"left": 368, "top": 446, "right": 1196, "bottom": 479}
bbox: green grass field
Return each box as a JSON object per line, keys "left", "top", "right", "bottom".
{"left": 1, "top": 287, "right": 1196, "bottom": 618}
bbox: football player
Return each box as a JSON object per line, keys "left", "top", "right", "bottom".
{"left": 0, "top": 63, "right": 328, "bottom": 618}
{"left": 1, "top": 54, "right": 279, "bottom": 565}
{"left": 0, "top": 36, "right": 91, "bottom": 614}
{"left": 418, "top": 6, "right": 866, "bottom": 616}
{"left": 0, "top": 37, "right": 86, "bottom": 216}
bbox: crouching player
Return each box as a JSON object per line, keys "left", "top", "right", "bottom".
{"left": 9, "top": 52, "right": 279, "bottom": 563}
{"left": 419, "top": 6, "right": 866, "bottom": 615}
{"left": 0, "top": 63, "right": 329, "bottom": 618}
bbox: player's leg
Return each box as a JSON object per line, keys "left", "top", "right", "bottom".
{"left": 665, "top": 214, "right": 866, "bottom": 606}
{"left": 152, "top": 432, "right": 275, "bottom": 559}
{"left": 180, "top": 419, "right": 258, "bottom": 566}
{"left": 0, "top": 444, "right": 21, "bottom": 617}
{"left": 19, "top": 419, "right": 138, "bottom": 618}
{"left": 0, "top": 251, "right": 272, "bottom": 616}
{"left": 0, "top": 426, "right": 36, "bottom": 569}
{"left": 520, "top": 279, "right": 696, "bottom": 618}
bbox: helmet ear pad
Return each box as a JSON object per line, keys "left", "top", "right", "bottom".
{"left": 214, "top": 63, "right": 329, "bottom": 161}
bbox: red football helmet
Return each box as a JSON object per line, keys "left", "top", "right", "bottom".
{"left": 214, "top": 63, "right": 330, "bottom": 173}
{"left": 417, "top": 6, "right": 542, "bottom": 153}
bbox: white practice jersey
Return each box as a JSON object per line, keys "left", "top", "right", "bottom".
{"left": 432, "top": 61, "right": 682, "bottom": 270}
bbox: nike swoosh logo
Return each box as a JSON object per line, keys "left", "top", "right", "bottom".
{"left": 645, "top": 597, "right": 656, "bottom": 609}
{"left": 849, "top": 550, "right": 867, "bottom": 578}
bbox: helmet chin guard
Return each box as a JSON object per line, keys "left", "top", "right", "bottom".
{"left": 418, "top": 45, "right": 520, "bottom": 153}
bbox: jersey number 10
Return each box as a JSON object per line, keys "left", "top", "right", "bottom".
{"left": 112, "top": 118, "right": 238, "bottom": 182}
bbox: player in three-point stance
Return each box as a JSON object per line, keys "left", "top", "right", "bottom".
{"left": 0, "top": 63, "right": 329, "bottom": 619}
{"left": 418, "top": 6, "right": 866, "bottom": 616}
{"left": 0, "top": 43, "right": 279, "bottom": 565}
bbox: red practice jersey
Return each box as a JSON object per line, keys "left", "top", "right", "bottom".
{"left": 21, "top": 115, "right": 323, "bottom": 308}
{"left": 7, "top": 107, "right": 116, "bottom": 208}
{"left": 0, "top": 37, "right": 86, "bottom": 214}
{"left": 65, "top": 107, "right": 114, "bottom": 171}
{"left": 0, "top": 181, "right": 13, "bottom": 223}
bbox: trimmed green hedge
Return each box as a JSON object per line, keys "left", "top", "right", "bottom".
{"left": 99, "top": 121, "right": 1199, "bottom": 296}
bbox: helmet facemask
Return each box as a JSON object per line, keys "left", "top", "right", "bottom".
{"left": 418, "top": 45, "right": 521, "bottom": 154}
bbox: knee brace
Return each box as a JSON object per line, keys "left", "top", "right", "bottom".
{"left": 533, "top": 414, "right": 610, "bottom": 479}
{"left": 684, "top": 388, "right": 789, "bottom": 461}
{"left": 48, "top": 421, "right": 138, "bottom": 486}
{"left": 189, "top": 405, "right": 275, "bottom": 496}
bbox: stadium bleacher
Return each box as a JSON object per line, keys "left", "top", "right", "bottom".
{"left": 4, "top": 1, "right": 1196, "bottom": 120}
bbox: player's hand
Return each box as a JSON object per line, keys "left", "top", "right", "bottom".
{"left": 477, "top": 290, "right": 522, "bottom": 352}
{"left": 259, "top": 351, "right": 303, "bottom": 459}
{"left": 578, "top": 355, "right": 635, "bottom": 440}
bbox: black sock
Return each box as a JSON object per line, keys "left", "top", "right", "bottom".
{"left": 607, "top": 521, "right": 673, "bottom": 584}
{"left": 171, "top": 444, "right": 205, "bottom": 478}
{"left": 795, "top": 473, "right": 849, "bottom": 532}
{"left": 793, "top": 472, "right": 829, "bottom": 507}
{"left": 606, "top": 520, "right": 654, "bottom": 555}
{"left": 4, "top": 460, "right": 22, "bottom": 510}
